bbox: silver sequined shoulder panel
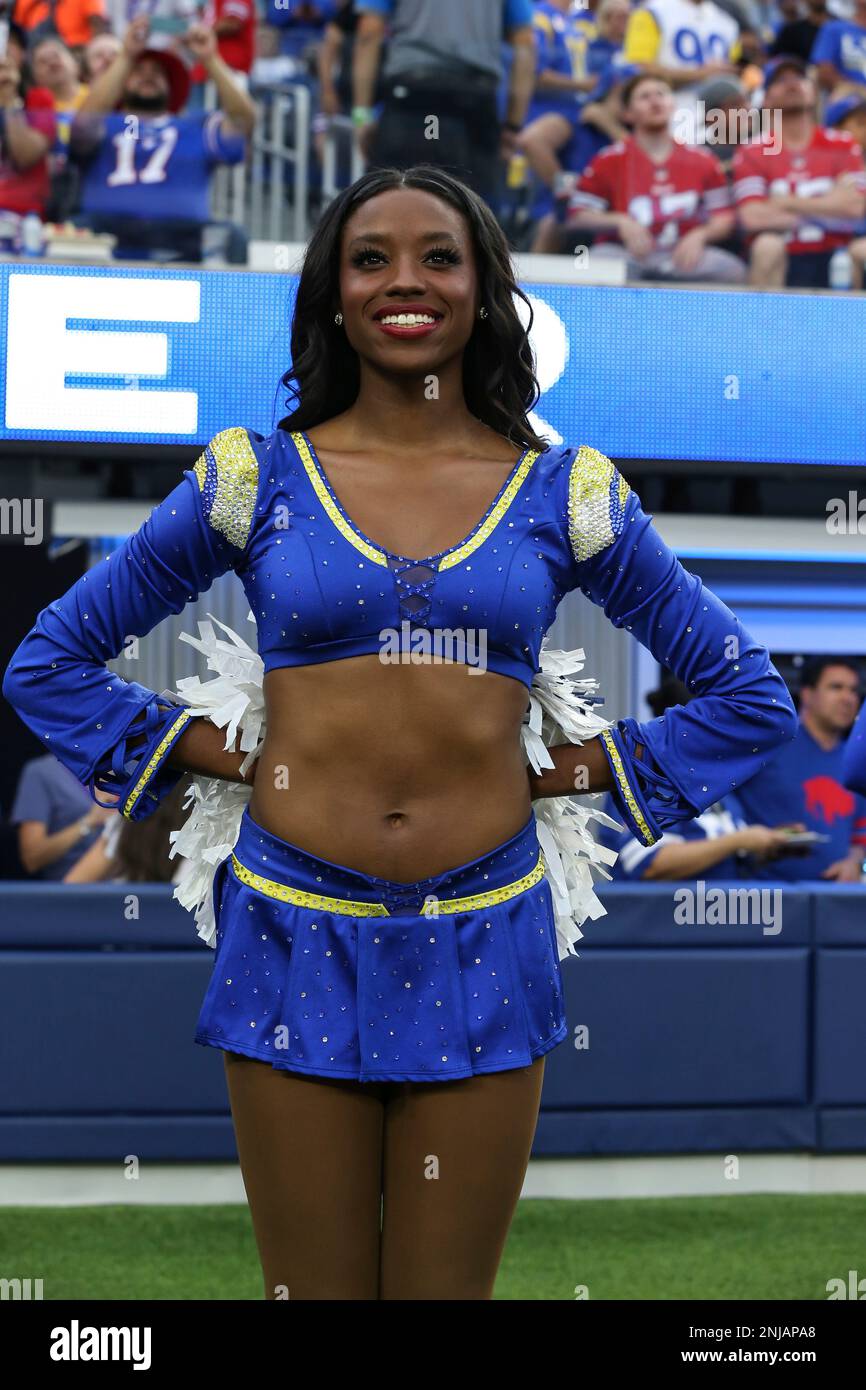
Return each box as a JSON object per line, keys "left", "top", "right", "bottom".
{"left": 566, "top": 444, "right": 632, "bottom": 564}
{"left": 193, "top": 426, "right": 259, "bottom": 550}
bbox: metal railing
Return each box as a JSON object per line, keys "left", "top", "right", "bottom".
{"left": 208, "top": 79, "right": 366, "bottom": 249}
{"left": 319, "top": 113, "right": 365, "bottom": 210}
{"left": 246, "top": 81, "right": 312, "bottom": 244}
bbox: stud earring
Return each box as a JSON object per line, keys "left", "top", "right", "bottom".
{"left": 334, "top": 311, "right": 343, "bottom": 325}
{"left": 479, "top": 306, "right": 488, "bottom": 319}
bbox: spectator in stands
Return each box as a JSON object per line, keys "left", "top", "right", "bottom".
{"left": 0, "top": 43, "right": 56, "bottom": 223}
{"left": 730, "top": 656, "right": 866, "bottom": 881}
{"left": 13, "top": 0, "right": 108, "bottom": 52}
{"left": 28, "top": 35, "right": 87, "bottom": 221}
{"left": 606, "top": 679, "right": 796, "bottom": 880}
{"left": 566, "top": 71, "right": 747, "bottom": 280}
{"left": 622, "top": 0, "right": 742, "bottom": 123}
{"left": 713, "top": 0, "right": 767, "bottom": 62}
{"left": 824, "top": 89, "right": 866, "bottom": 279}
{"left": 530, "top": 0, "right": 601, "bottom": 125}
{"left": 515, "top": 0, "right": 621, "bottom": 247}
{"left": 316, "top": 0, "right": 360, "bottom": 120}
{"left": 31, "top": 36, "right": 88, "bottom": 148}
{"left": 770, "top": 0, "right": 829, "bottom": 61}
{"left": 70, "top": 15, "right": 256, "bottom": 262}
{"left": 3, "top": 20, "right": 29, "bottom": 69}
{"left": 694, "top": 72, "right": 754, "bottom": 170}
{"left": 732, "top": 54, "right": 866, "bottom": 286}
{"left": 190, "top": 0, "right": 257, "bottom": 100}
{"left": 84, "top": 30, "right": 121, "bottom": 82}
{"left": 10, "top": 752, "right": 112, "bottom": 880}
{"left": 770, "top": 0, "right": 805, "bottom": 32}
{"left": 589, "top": 0, "right": 631, "bottom": 75}
{"left": 352, "top": 0, "right": 536, "bottom": 211}
{"left": 314, "top": 1, "right": 386, "bottom": 168}
{"left": 64, "top": 780, "right": 192, "bottom": 884}
{"left": 520, "top": 57, "right": 640, "bottom": 251}
{"left": 265, "top": 0, "right": 338, "bottom": 63}
{"left": 811, "top": 0, "right": 866, "bottom": 91}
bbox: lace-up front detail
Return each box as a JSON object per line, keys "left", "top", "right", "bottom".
{"left": 387, "top": 556, "right": 438, "bottom": 623}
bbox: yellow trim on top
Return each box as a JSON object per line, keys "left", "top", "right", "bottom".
{"left": 292, "top": 431, "right": 541, "bottom": 572}
{"left": 122, "top": 709, "right": 192, "bottom": 820}
{"left": 439, "top": 448, "right": 541, "bottom": 571}
{"left": 292, "top": 431, "right": 389, "bottom": 566}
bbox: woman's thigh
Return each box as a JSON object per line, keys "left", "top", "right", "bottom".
{"left": 223, "top": 1053, "right": 386, "bottom": 1300}
{"left": 379, "top": 1056, "right": 546, "bottom": 1300}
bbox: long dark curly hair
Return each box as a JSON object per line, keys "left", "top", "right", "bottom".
{"left": 278, "top": 165, "right": 550, "bottom": 454}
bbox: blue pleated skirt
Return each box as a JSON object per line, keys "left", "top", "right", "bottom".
{"left": 195, "top": 807, "right": 568, "bottom": 1083}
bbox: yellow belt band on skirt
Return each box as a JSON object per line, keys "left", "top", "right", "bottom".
{"left": 229, "top": 850, "right": 547, "bottom": 917}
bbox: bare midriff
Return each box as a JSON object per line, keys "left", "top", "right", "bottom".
{"left": 247, "top": 656, "right": 533, "bottom": 881}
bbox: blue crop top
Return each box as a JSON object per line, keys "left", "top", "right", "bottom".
{"left": 3, "top": 425, "right": 798, "bottom": 843}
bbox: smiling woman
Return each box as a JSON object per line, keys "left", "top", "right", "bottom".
{"left": 2, "top": 165, "right": 797, "bottom": 1302}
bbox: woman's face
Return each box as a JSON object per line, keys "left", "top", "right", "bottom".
{"left": 337, "top": 187, "right": 480, "bottom": 374}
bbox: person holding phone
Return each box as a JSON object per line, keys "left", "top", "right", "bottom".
{"left": 68, "top": 14, "right": 255, "bottom": 259}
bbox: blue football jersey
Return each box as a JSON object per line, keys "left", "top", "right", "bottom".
{"left": 76, "top": 111, "right": 245, "bottom": 224}
{"left": 729, "top": 724, "right": 866, "bottom": 881}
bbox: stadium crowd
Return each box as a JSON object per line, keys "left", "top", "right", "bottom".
{"left": 2, "top": 1, "right": 866, "bottom": 281}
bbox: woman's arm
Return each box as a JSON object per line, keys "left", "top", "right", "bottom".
{"left": 535, "top": 447, "right": 798, "bottom": 846}
{"left": 3, "top": 427, "right": 262, "bottom": 822}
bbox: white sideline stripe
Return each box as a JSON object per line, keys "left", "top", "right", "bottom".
{"left": 1, "top": 1154, "right": 865, "bottom": 1205}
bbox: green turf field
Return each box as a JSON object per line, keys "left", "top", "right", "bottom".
{"left": 3, "top": 1193, "right": 864, "bottom": 1299}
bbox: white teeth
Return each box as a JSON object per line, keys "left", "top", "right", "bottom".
{"left": 378, "top": 313, "right": 437, "bottom": 326}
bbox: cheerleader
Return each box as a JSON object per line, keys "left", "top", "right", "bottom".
{"left": 3, "top": 165, "right": 797, "bottom": 1301}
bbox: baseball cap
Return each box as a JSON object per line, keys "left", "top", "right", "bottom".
{"left": 762, "top": 55, "right": 809, "bottom": 90}
{"left": 694, "top": 75, "right": 745, "bottom": 109}
{"left": 128, "top": 45, "right": 192, "bottom": 115}
{"left": 824, "top": 92, "right": 866, "bottom": 127}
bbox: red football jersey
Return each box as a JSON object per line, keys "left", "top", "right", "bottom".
{"left": 0, "top": 90, "right": 56, "bottom": 217}
{"left": 732, "top": 126, "right": 866, "bottom": 255}
{"left": 568, "top": 136, "right": 731, "bottom": 247}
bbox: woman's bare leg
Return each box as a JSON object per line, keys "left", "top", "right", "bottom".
{"left": 379, "top": 1056, "right": 546, "bottom": 1299}
{"left": 223, "top": 1053, "right": 386, "bottom": 1300}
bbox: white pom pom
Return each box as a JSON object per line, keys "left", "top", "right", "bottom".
{"left": 522, "top": 637, "right": 623, "bottom": 960}
{"left": 170, "top": 615, "right": 263, "bottom": 947}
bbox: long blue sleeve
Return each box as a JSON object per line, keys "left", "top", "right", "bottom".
{"left": 562, "top": 446, "right": 799, "bottom": 845}
{"left": 843, "top": 700, "right": 866, "bottom": 795}
{"left": 2, "top": 427, "right": 260, "bottom": 820}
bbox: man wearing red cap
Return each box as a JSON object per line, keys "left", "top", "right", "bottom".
{"left": 732, "top": 55, "right": 866, "bottom": 287}
{"left": 69, "top": 14, "right": 256, "bottom": 261}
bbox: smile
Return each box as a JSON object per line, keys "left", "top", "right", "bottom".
{"left": 374, "top": 314, "right": 443, "bottom": 338}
